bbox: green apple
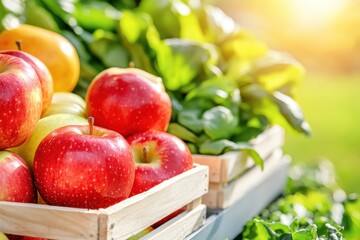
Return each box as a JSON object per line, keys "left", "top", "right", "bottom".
{"left": 9, "top": 113, "right": 87, "bottom": 170}
{"left": 0, "top": 232, "right": 8, "bottom": 240}
{"left": 42, "top": 92, "right": 86, "bottom": 118}
{"left": 128, "top": 227, "right": 153, "bottom": 240}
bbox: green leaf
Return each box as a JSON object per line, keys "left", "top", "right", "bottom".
{"left": 230, "top": 126, "right": 264, "bottom": 143}
{"left": 177, "top": 110, "right": 203, "bottom": 134}
{"left": 185, "top": 142, "right": 198, "bottom": 154}
{"left": 118, "top": 10, "right": 158, "bottom": 74}
{"left": 139, "top": 0, "right": 206, "bottom": 41}
{"left": 251, "top": 50, "right": 305, "bottom": 94}
{"left": 242, "top": 219, "right": 273, "bottom": 240}
{"left": 185, "top": 77, "right": 237, "bottom": 104}
{"left": 177, "top": 98, "right": 215, "bottom": 134}
{"left": 268, "top": 222, "right": 292, "bottom": 235}
{"left": 164, "top": 38, "right": 220, "bottom": 86}
{"left": 290, "top": 218, "right": 300, "bottom": 232}
{"left": 343, "top": 195, "right": 360, "bottom": 238}
{"left": 168, "top": 92, "right": 183, "bottom": 122}
{"left": 278, "top": 233, "right": 293, "bottom": 240}
{"left": 88, "top": 29, "right": 129, "bottom": 68}
{"left": 166, "top": 123, "right": 198, "bottom": 143}
{"left": 292, "top": 224, "right": 318, "bottom": 240}
{"left": 72, "top": 1, "right": 120, "bottom": 31}
{"left": 138, "top": 0, "right": 181, "bottom": 39}
{"left": 199, "top": 140, "right": 263, "bottom": 169}
{"left": 272, "top": 91, "right": 311, "bottom": 136}
{"left": 24, "top": 0, "right": 61, "bottom": 33}
{"left": 197, "top": 5, "right": 237, "bottom": 43}
{"left": 202, "top": 106, "right": 238, "bottom": 140}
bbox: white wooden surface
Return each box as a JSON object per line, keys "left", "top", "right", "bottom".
{"left": 186, "top": 155, "right": 291, "bottom": 240}
{"left": 203, "top": 149, "right": 284, "bottom": 209}
{"left": 140, "top": 204, "right": 206, "bottom": 240}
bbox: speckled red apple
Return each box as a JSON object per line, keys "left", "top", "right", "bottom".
{"left": 0, "top": 150, "right": 36, "bottom": 203}
{"left": 85, "top": 67, "right": 172, "bottom": 137}
{"left": 0, "top": 44, "right": 53, "bottom": 115}
{"left": 0, "top": 54, "right": 42, "bottom": 149}
{"left": 33, "top": 118, "right": 135, "bottom": 209}
{"left": 127, "top": 130, "right": 193, "bottom": 196}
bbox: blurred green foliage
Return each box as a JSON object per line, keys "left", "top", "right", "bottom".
{"left": 284, "top": 74, "right": 360, "bottom": 194}
{"left": 240, "top": 161, "right": 360, "bottom": 239}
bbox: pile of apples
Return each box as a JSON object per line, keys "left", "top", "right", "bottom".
{"left": 0, "top": 25, "right": 193, "bottom": 221}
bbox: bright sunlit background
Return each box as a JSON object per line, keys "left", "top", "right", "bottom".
{"left": 216, "top": 0, "right": 360, "bottom": 194}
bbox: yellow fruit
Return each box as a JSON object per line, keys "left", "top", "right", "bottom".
{"left": 9, "top": 113, "right": 88, "bottom": 170}
{"left": 0, "top": 232, "right": 8, "bottom": 240}
{"left": 42, "top": 92, "right": 86, "bottom": 118}
{"left": 0, "top": 24, "right": 80, "bottom": 92}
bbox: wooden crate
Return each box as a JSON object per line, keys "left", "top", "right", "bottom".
{"left": 0, "top": 165, "right": 208, "bottom": 240}
{"left": 186, "top": 155, "right": 291, "bottom": 240}
{"left": 203, "top": 149, "right": 285, "bottom": 209}
{"left": 192, "top": 125, "right": 285, "bottom": 185}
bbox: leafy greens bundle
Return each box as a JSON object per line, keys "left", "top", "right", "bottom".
{"left": 0, "top": 0, "right": 310, "bottom": 166}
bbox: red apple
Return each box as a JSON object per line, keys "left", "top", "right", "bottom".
{"left": 22, "top": 236, "right": 48, "bottom": 240}
{"left": 126, "top": 130, "right": 193, "bottom": 196}
{"left": 5, "top": 234, "right": 48, "bottom": 240}
{"left": 86, "top": 68, "right": 172, "bottom": 138}
{"left": 0, "top": 54, "right": 42, "bottom": 149}
{"left": 0, "top": 150, "right": 36, "bottom": 203}
{"left": 0, "top": 44, "right": 53, "bottom": 115}
{"left": 33, "top": 118, "right": 135, "bottom": 209}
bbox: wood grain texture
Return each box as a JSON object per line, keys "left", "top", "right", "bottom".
{"left": 141, "top": 204, "right": 206, "bottom": 240}
{"left": 0, "top": 202, "right": 98, "bottom": 239}
{"left": 0, "top": 165, "right": 209, "bottom": 240}
{"left": 100, "top": 165, "right": 209, "bottom": 239}
{"left": 187, "top": 155, "right": 291, "bottom": 240}
{"left": 202, "top": 149, "right": 286, "bottom": 209}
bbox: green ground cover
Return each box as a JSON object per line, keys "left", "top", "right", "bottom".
{"left": 283, "top": 74, "right": 360, "bottom": 194}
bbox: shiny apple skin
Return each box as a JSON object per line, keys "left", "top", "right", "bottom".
{"left": 0, "top": 54, "right": 42, "bottom": 149}
{"left": 86, "top": 69, "right": 172, "bottom": 137}
{"left": 33, "top": 125, "right": 135, "bottom": 209}
{"left": 127, "top": 130, "right": 193, "bottom": 196}
{"left": 0, "top": 150, "right": 36, "bottom": 203}
{"left": 0, "top": 50, "right": 53, "bottom": 115}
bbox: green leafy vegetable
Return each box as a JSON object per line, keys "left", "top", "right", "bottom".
{"left": 199, "top": 140, "right": 263, "bottom": 169}
{"left": 273, "top": 91, "right": 312, "bottom": 136}
{"left": 88, "top": 29, "right": 129, "bottom": 68}
{"left": 4, "top": 0, "right": 312, "bottom": 168}
{"left": 202, "top": 106, "right": 238, "bottom": 140}
{"left": 166, "top": 123, "right": 198, "bottom": 143}
{"left": 239, "top": 161, "right": 359, "bottom": 239}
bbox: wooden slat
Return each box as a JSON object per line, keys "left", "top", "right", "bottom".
{"left": 0, "top": 165, "right": 208, "bottom": 240}
{"left": 187, "top": 155, "right": 291, "bottom": 240}
{"left": 141, "top": 204, "right": 206, "bottom": 240}
{"left": 202, "top": 149, "right": 284, "bottom": 209}
{"left": 190, "top": 155, "right": 226, "bottom": 183}
{"left": 0, "top": 202, "right": 99, "bottom": 240}
{"left": 99, "top": 165, "right": 209, "bottom": 240}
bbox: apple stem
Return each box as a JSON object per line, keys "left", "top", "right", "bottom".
{"left": 16, "top": 40, "right": 22, "bottom": 51}
{"left": 88, "top": 116, "right": 94, "bottom": 135}
{"left": 129, "top": 61, "right": 135, "bottom": 68}
{"left": 143, "top": 146, "right": 150, "bottom": 163}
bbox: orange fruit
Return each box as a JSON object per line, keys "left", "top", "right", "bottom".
{"left": 0, "top": 24, "right": 80, "bottom": 92}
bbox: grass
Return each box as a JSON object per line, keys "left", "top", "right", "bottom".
{"left": 283, "top": 73, "right": 360, "bottom": 194}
